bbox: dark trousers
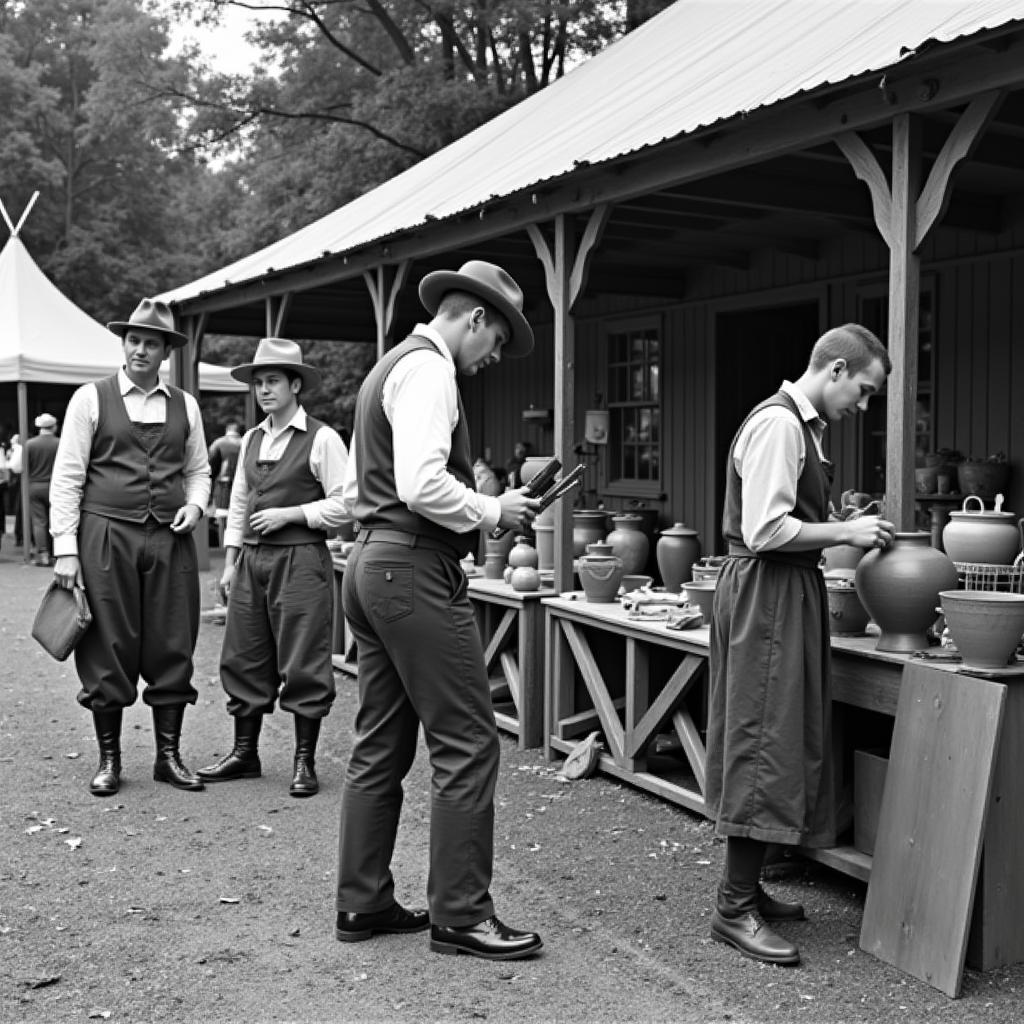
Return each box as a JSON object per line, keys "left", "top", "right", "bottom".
{"left": 336, "top": 535, "right": 499, "bottom": 928}
{"left": 219, "top": 542, "right": 335, "bottom": 718}
{"left": 29, "top": 481, "right": 51, "bottom": 555}
{"left": 74, "top": 513, "right": 200, "bottom": 712}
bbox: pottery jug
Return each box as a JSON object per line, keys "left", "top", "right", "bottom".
{"left": 942, "top": 495, "right": 1023, "bottom": 566}
{"left": 483, "top": 534, "right": 513, "bottom": 579}
{"left": 605, "top": 514, "right": 650, "bottom": 575}
{"left": 508, "top": 536, "right": 539, "bottom": 569}
{"left": 578, "top": 549, "right": 625, "bottom": 603}
{"left": 854, "top": 532, "right": 958, "bottom": 652}
{"left": 656, "top": 522, "right": 701, "bottom": 592}
{"left": 573, "top": 510, "right": 609, "bottom": 557}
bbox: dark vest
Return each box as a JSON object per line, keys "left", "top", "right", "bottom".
{"left": 25, "top": 433, "right": 60, "bottom": 484}
{"left": 81, "top": 374, "right": 188, "bottom": 524}
{"left": 242, "top": 416, "right": 328, "bottom": 546}
{"left": 351, "top": 335, "right": 477, "bottom": 558}
{"left": 722, "top": 390, "right": 833, "bottom": 569}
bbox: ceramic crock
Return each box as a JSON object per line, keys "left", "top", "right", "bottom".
{"left": 854, "top": 531, "right": 958, "bottom": 652}
{"left": 578, "top": 548, "right": 625, "bottom": 603}
{"left": 572, "top": 510, "right": 609, "bottom": 557}
{"left": 939, "top": 589, "right": 1024, "bottom": 670}
{"left": 656, "top": 522, "right": 701, "bottom": 592}
{"left": 605, "top": 513, "right": 650, "bottom": 575}
{"left": 508, "top": 536, "right": 539, "bottom": 569}
{"left": 942, "top": 495, "right": 1023, "bottom": 566}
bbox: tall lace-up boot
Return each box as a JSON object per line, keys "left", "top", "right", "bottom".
{"left": 89, "top": 708, "right": 123, "bottom": 797}
{"left": 152, "top": 705, "right": 204, "bottom": 791}
{"left": 289, "top": 716, "right": 322, "bottom": 797}
{"left": 197, "top": 715, "right": 263, "bottom": 782}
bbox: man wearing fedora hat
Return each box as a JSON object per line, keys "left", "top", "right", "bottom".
{"left": 26, "top": 412, "right": 60, "bottom": 565}
{"left": 49, "top": 297, "right": 211, "bottom": 797}
{"left": 335, "top": 260, "right": 544, "bottom": 961}
{"left": 198, "top": 337, "right": 349, "bottom": 797}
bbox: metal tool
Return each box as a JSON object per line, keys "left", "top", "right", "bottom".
{"left": 489, "top": 462, "right": 585, "bottom": 540}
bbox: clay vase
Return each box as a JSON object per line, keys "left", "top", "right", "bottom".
{"left": 519, "top": 456, "right": 553, "bottom": 487}
{"left": 483, "top": 534, "right": 513, "bottom": 579}
{"left": 855, "top": 531, "right": 959, "bottom": 652}
{"left": 656, "top": 522, "right": 701, "bottom": 592}
{"left": 939, "top": 590, "right": 1024, "bottom": 670}
{"left": 508, "top": 536, "right": 539, "bottom": 569}
{"left": 510, "top": 565, "right": 542, "bottom": 593}
{"left": 942, "top": 495, "right": 1023, "bottom": 566}
{"left": 821, "top": 544, "right": 865, "bottom": 572}
{"left": 573, "top": 510, "right": 609, "bottom": 557}
{"left": 533, "top": 523, "right": 554, "bottom": 570}
{"left": 605, "top": 514, "right": 650, "bottom": 575}
{"left": 577, "top": 548, "right": 625, "bottom": 603}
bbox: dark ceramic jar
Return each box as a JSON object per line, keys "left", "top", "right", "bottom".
{"left": 656, "top": 522, "right": 701, "bottom": 592}
{"left": 605, "top": 514, "right": 650, "bottom": 575}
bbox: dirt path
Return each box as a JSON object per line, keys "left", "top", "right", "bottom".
{"left": 2, "top": 547, "right": 1022, "bottom": 1023}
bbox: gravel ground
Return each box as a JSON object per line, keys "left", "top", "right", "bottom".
{"left": 1, "top": 543, "right": 1022, "bottom": 1024}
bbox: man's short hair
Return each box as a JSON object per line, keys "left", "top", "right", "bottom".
{"left": 810, "top": 324, "right": 891, "bottom": 376}
{"left": 437, "top": 290, "right": 508, "bottom": 334}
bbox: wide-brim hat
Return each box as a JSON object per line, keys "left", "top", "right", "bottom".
{"left": 107, "top": 298, "right": 188, "bottom": 350}
{"left": 418, "top": 260, "right": 534, "bottom": 358}
{"left": 230, "top": 337, "right": 321, "bottom": 390}
{"left": 34, "top": 413, "right": 57, "bottom": 429}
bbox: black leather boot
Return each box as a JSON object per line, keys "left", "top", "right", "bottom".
{"left": 89, "top": 708, "right": 123, "bottom": 797}
{"left": 197, "top": 715, "right": 263, "bottom": 782}
{"left": 152, "top": 706, "right": 204, "bottom": 791}
{"left": 289, "top": 716, "right": 321, "bottom": 798}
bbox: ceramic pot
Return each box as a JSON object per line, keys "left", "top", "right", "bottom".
{"left": 573, "top": 510, "right": 609, "bottom": 557}
{"left": 682, "top": 580, "right": 716, "bottom": 625}
{"left": 957, "top": 461, "right": 1010, "bottom": 499}
{"left": 855, "top": 531, "right": 958, "bottom": 652}
{"left": 939, "top": 589, "right": 1024, "bottom": 670}
{"left": 825, "top": 582, "right": 871, "bottom": 636}
{"left": 510, "top": 565, "right": 542, "bottom": 592}
{"left": 508, "top": 536, "right": 539, "bottom": 569}
{"left": 533, "top": 523, "right": 554, "bottom": 570}
{"left": 483, "top": 534, "right": 513, "bottom": 579}
{"left": 942, "top": 495, "right": 1022, "bottom": 566}
{"left": 578, "top": 550, "right": 625, "bottom": 603}
{"left": 605, "top": 514, "right": 650, "bottom": 575}
{"left": 821, "top": 544, "right": 865, "bottom": 572}
{"left": 519, "top": 456, "right": 553, "bottom": 487}
{"left": 620, "top": 574, "right": 653, "bottom": 593}
{"left": 656, "top": 522, "right": 701, "bottom": 592}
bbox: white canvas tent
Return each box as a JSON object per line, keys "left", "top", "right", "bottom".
{"left": 0, "top": 194, "right": 245, "bottom": 560}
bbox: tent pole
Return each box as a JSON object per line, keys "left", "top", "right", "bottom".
{"left": 16, "top": 382, "right": 31, "bottom": 563}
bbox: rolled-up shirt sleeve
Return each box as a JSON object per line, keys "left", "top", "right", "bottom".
{"left": 302, "top": 427, "right": 350, "bottom": 530}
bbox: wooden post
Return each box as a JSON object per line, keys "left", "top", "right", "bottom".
{"left": 16, "top": 382, "right": 31, "bottom": 562}
{"left": 363, "top": 262, "right": 411, "bottom": 360}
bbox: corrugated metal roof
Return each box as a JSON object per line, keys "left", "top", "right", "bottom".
{"left": 160, "top": 0, "right": 1024, "bottom": 303}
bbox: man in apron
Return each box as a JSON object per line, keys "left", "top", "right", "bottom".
{"left": 706, "top": 324, "right": 893, "bottom": 965}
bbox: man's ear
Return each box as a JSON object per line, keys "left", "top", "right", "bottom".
{"left": 830, "top": 358, "right": 846, "bottom": 381}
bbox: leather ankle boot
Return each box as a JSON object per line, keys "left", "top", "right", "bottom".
{"left": 711, "top": 881, "right": 800, "bottom": 965}
{"left": 197, "top": 715, "right": 263, "bottom": 781}
{"left": 152, "top": 706, "right": 204, "bottom": 791}
{"left": 289, "top": 716, "right": 321, "bottom": 797}
{"left": 89, "top": 708, "right": 123, "bottom": 797}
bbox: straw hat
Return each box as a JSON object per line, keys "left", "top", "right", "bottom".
{"left": 418, "top": 260, "right": 534, "bottom": 358}
{"left": 230, "top": 338, "right": 321, "bottom": 391}
{"left": 107, "top": 298, "right": 188, "bottom": 350}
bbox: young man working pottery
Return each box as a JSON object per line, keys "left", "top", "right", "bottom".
{"left": 706, "top": 323, "right": 895, "bottom": 966}
{"left": 199, "top": 338, "right": 349, "bottom": 797}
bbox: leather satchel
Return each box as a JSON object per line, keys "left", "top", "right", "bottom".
{"left": 31, "top": 582, "right": 93, "bottom": 662}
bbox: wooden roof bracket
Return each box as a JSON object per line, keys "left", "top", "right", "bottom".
{"left": 363, "top": 261, "right": 411, "bottom": 360}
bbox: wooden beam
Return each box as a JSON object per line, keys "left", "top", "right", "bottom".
{"left": 363, "top": 262, "right": 412, "bottom": 360}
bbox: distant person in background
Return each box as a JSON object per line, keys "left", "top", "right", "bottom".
{"left": 0, "top": 437, "right": 9, "bottom": 551}
{"left": 208, "top": 421, "right": 242, "bottom": 510}
{"left": 26, "top": 413, "right": 60, "bottom": 566}
{"left": 7, "top": 434, "right": 23, "bottom": 546}
{"left": 49, "top": 297, "right": 211, "bottom": 797}
{"left": 504, "top": 440, "right": 530, "bottom": 489}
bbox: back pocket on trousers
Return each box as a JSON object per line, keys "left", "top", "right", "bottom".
{"left": 364, "top": 564, "right": 414, "bottom": 622}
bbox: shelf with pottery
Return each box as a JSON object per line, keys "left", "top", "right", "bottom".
{"left": 467, "top": 575, "right": 558, "bottom": 749}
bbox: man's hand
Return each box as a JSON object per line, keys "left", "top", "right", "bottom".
{"left": 219, "top": 562, "right": 236, "bottom": 604}
{"left": 845, "top": 514, "right": 896, "bottom": 550}
{"left": 53, "top": 555, "right": 83, "bottom": 591}
{"left": 170, "top": 503, "right": 203, "bottom": 534}
{"left": 249, "top": 506, "right": 301, "bottom": 536}
{"left": 496, "top": 488, "right": 542, "bottom": 533}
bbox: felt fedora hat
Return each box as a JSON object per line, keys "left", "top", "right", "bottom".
{"left": 230, "top": 337, "right": 321, "bottom": 391}
{"left": 107, "top": 298, "right": 188, "bottom": 350}
{"left": 418, "top": 260, "right": 534, "bottom": 358}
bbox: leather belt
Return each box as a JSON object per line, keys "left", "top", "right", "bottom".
{"left": 356, "top": 528, "right": 461, "bottom": 559}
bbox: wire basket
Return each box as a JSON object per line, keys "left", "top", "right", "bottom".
{"left": 953, "top": 561, "right": 1024, "bottom": 594}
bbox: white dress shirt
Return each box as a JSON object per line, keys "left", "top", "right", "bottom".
{"left": 223, "top": 406, "right": 349, "bottom": 548}
{"left": 733, "top": 379, "right": 828, "bottom": 552}
{"left": 341, "top": 324, "right": 501, "bottom": 534}
{"left": 50, "top": 368, "right": 211, "bottom": 557}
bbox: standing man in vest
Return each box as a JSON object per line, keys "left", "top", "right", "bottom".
{"left": 705, "top": 324, "right": 893, "bottom": 965}
{"left": 49, "top": 298, "right": 211, "bottom": 797}
{"left": 27, "top": 412, "right": 60, "bottom": 565}
{"left": 208, "top": 420, "right": 242, "bottom": 511}
{"left": 335, "top": 261, "right": 543, "bottom": 960}
{"left": 198, "top": 339, "right": 348, "bottom": 797}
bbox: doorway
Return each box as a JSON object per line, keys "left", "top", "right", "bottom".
{"left": 713, "top": 300, "right": 822, "bottom": 550}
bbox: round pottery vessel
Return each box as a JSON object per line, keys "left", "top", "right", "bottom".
{"left": 508, "top": 536, "right": 539, "bottom": 569}
{"left": 825, "top": 582, "right": 871, "bottom": 636}
{"left": 519, "top": 456, "right": 553, "bottom": 487}
{"left": 578, "top": 550, "right": 625, "bottom": 603}
{"left": 957, "top": 461, "right": 1010, "bottom": 500}
{"left": 855, "top": 532, "right": 958, "bottom": 652}
{"left": 822, "top": 544, "right": 865, "bottom": 572}
{"left": 606, "top": 513, "right": 650, "bottom": 575}
{"left": 682, "top": 580, "right": 717, "bottom": 625}
{"left": 942, "top": 495, "right": 1022, "bottom": 566}
{"left": 657, "top": 522, "right": 701, "bottom": 592}
{"left": 510, "top": 565, "right": 542, "bottom": 593}
{"left": 573, "top": 510, "right": 609, "bottom": 557}
{"left": 620, "top": 574, "right": 653, "bottom": 593}
{"left": 939, "top": 589, "right": 1024, "bottom": 670}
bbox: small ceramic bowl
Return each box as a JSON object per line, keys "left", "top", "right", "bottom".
{"left": 620, "top": 574, "right": 653, "bottom": 593}
{"left": 682, "top": 580, "right": 717, "bottom": 624}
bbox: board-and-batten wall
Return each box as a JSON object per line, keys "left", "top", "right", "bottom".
{"left": 464, "top": 220, "right": 1024, "bottom": 557}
